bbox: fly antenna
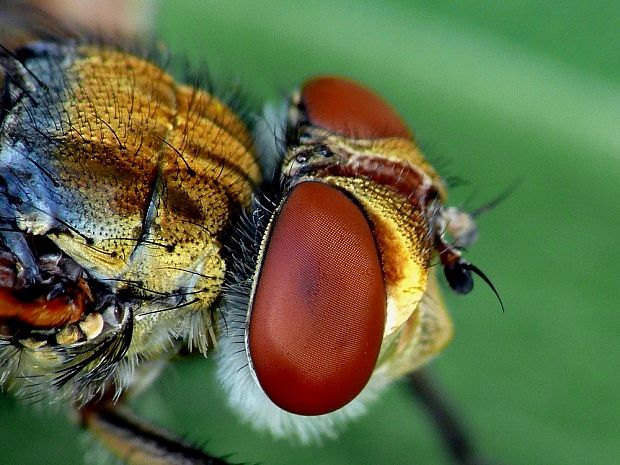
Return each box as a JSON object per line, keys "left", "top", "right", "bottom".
{"left": 461, "top": 262, "right": 505, "bottom": 312}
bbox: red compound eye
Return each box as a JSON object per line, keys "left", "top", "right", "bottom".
{"left": 248, "top": 182, "right": 386, "bottom": 416}
{"left": 301, "top": 76, "right": 411, "bottom": 140}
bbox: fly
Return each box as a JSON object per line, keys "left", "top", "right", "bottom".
{"left": 0, "top": 9, "right": 501, "bottom": 465}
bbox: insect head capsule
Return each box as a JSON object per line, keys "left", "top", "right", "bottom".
{"left": 217, "top": 76, "right": 489, "bottom": 441}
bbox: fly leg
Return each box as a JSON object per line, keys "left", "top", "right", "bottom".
{"left": 409, "top": 369, "right": 502, "bottom": 465}
{"left": 78, "top": 363, "right": 233, "bottom": 465}
{"left": 80, "top": 401, "right": 231, "bottom": 465}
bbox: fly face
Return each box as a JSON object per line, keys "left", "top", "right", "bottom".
{"left": 0, "top": 39, "right": 260, "bottom": 400}
{"left": 217, "top": 76, "right": 489, "bottom": 441}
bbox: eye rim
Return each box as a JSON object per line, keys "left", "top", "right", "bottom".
{"left": 243, "top": 179, "right": 387, "bottom": 415}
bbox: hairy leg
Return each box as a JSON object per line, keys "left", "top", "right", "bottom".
{"left": 81, "top": 400, "right": 230, "bottom": 465}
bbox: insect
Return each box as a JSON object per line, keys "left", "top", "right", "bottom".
{"left": 0, "top": 8, "right": 501, "bottom": 465}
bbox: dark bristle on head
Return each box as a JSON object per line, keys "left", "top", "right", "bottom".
{"left": 470, "top": 180, "right": 520, "bottom": 218}
{"left": 219, "top": 181, "right": 282, "bottom": 333}
{"left": 223, "top": 183, "right": 281, "bottom": 277}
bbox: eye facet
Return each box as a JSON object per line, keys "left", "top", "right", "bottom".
{"left": 301, "top": 76, "right": 412, "bottom": 140}
{"left": 247, "top": 181, "right": 386, "bottom": 415}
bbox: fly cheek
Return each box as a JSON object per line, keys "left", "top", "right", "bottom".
{"left": 247, "top": 181, "right": 386, "bottom": 416}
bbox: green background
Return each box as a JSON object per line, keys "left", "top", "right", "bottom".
{"left": 1, "top": 1, "right": 619, "bottom": 464}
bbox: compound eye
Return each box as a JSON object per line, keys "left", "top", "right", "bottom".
{"left": 248, "top": 182, "right": 386, "bottom": 415}
{"left": 301, "top": 76, "right": 412, "bottom": 140}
